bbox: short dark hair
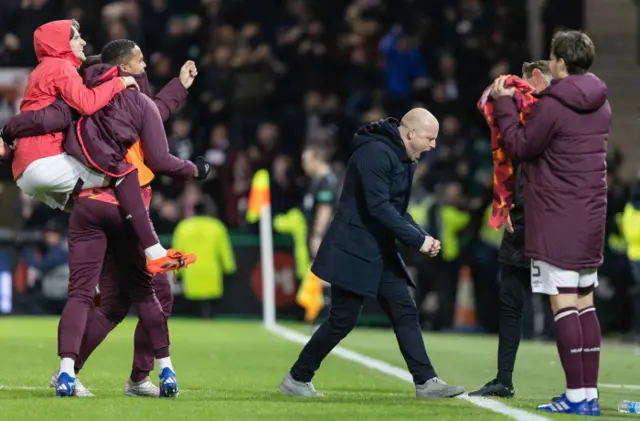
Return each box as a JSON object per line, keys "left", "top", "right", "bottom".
{"left": 522, "top": 60, "right": 551, "bottom": 78}
{"left": 101, "top": 39, "right": 137, "bottom": 66}
{"left": 79, "top": 54, "right": 102, "bottom": 77}
{"left": 550, "top": 30, "right": 595, "bottom": 74}
{"left": 69, "top": 19, "right": 80, "bottom": 40}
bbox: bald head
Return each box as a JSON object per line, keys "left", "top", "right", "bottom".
{"left": 399, "top": 108, "right": 439, "bottom": 159}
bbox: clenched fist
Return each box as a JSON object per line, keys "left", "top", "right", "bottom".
{"left": 420, "top": 236, "right": 441, "bottom": 257}
{"left": 180, "top": 60, "right": 198, "bottom": 89}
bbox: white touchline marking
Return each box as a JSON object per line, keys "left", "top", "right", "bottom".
{"left": 267, "top": 323, "right": 551, "bottom": 421}
{"left": 0, "top": 385, "right": 48, "bottom": 391}
{"left": 600, "top": 383, "right": 640, "bottom": 390}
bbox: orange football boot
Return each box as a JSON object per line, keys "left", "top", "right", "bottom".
{"left": 147, "top": 249, "right": 197, "bottom": 275}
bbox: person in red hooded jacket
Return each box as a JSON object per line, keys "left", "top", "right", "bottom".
{"left": 5, "top": 41, "right": 204, "bottom": 398}
{"left": 5, "top": 22, "right": 193, "bottom": 274}
{"left": 12, "top": 19, "right": 138, "bottom": 208}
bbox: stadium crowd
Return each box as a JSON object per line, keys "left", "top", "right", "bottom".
{"left": 0, "top": 0, "right": 636, "bottom": 336}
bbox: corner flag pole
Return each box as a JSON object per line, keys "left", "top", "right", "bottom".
{"left": 259, "top": 203, "right": 276, "bottom": 328}
{"left": 247, "top": 170, "right": 276, "bottom": 328}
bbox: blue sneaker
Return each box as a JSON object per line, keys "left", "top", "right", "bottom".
{"left": 537, "top": 394, "right": 590, "bottom": 415}
{"left": 588, "top": 399, "right": 601, "bottom": 416}
{"left": 159, "top": 367, "right": 179, "bottom": 398}
{"left": 55, "top": 372, "right": 76, "bottom": 397}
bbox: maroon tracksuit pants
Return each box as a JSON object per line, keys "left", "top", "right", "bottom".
{"left": 58, "top": 197, "right": 170, "bottom": 362}
{"left": 72, "top": 260, "right": 174, "bottom": 380}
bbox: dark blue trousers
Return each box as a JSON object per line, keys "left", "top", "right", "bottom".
{"left": 290, "top": 271, "right": 438, "bottom": 384}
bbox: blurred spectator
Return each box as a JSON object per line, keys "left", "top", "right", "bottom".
{"left": 270, "top": 154, "right": 301, "bottom": 216}
{"left": 152, "top": 198, "right": 180, "bottom": 235}
{"left": 172, "top": 200, "right": 236, "bottom": 318}
{"left": 168, "top": 116, "right": 194, "bottom": 161}
{"left": 22, "top": 220, "right": 69, "bottom": 314}
{"left": 379, "top": 25, "right": 428, "bottom": 115}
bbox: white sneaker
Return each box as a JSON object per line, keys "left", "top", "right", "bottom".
{"left": 49, "top": 369, "right": 95, "bottom": 397}
{"left": 124, "top": 377, "right": 160, "bottom": 397}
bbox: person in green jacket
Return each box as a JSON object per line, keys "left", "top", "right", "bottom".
{"left": 172, "top": 202, "right": 236, "bottom": 317}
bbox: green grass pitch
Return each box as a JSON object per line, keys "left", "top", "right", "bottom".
{"left": 0, "top": 317, "right": 637, "bottom": 420}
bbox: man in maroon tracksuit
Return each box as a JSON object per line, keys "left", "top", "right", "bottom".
{"left": 5, "top": 40, "right": 205, "bottom": 397}
{"left": 491, "top": 30, "right": 610, "bottom": 415}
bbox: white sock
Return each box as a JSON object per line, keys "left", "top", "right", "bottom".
{"left": 157, "top": 357, "right": 173, "bottom": 373}
{"left": 60, "top": 358, "right": 75, "bottom": 377}
{"left": 585, "top": 387, "right": 598, "bottom": 401}
{"left": 566, "top": 388, "right": 586, "bottom": 403}
{"left": 145, "top": 244, "right": 167, "bottom": 260}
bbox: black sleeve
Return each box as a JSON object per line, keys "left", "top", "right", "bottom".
{"left": 314, "top": 177, "right": 337, "bottom": 205}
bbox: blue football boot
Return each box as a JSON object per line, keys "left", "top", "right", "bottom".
{"left": 537, "top": 394, "right": 591, "bottom": 415}
{"left": 159, "top": 367, "right": 179, "bottom": 398}
{"left": 588, "top": 399, "right": 601, "bottom": 416}
{"left": 55, "top": 372, "right": 76, "bottom": 397}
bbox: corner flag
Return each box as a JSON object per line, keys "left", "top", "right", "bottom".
{"left": 246, "top": 169, "right": 270, "bottom": 223}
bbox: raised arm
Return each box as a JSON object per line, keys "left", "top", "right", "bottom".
{"left": 354, "top": 144, "right": 425, "bottom": 250}
{"left": 153, "top": 78, "right": 188, "bottom": 122}
{"left": 54, "top": 64, "right": 127, "bottom": 116}
{"left": 137, "top": 94, "right": 196, "bottom": 178}
{"left": 493, "top": 96, "right": 558, "bottom": 161}
{"left": 5, "top": 100, "right": 74, "bottom": 138}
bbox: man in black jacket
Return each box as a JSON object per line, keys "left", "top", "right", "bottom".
{"left": 279, "top": 109, "right": 464, "bottom": 398}
{"left": 470, "top": 61, "right": 552, "bottom": 397}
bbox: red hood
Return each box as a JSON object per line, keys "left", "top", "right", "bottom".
{"left": 33, "top": 20, "right": 82, "bottom": 68}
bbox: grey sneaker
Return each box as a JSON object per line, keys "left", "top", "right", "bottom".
{"left": 279, "top": 372, "right": 323, "bottom": 397}
{"left": 416, "top": 377, "right": 464, "bottom": 398}
{"left": 124, "top": 377, "right": 160, "bottom": 397}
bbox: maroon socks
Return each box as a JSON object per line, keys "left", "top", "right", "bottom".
{"left": 113, "top": 170, "right": 162, "bottom": 255}
{"left": 554, "top": 307, "right": 585, "bottom": 402}
{"left": 579, "top": 306, "right": 601, "bottom": 401}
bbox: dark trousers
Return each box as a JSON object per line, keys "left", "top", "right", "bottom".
{"left": 290, "top": 272, "right": 437, "bottom": 384}
{"left": 496, "top": 264, "right": 531, "bottom": 385}
{"left": 59, "top": 197, "right": 169, "bottom": 360}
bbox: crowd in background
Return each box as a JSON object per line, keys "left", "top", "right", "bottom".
{"left": 0, "top": 0, "right": 636, "bottom": 335}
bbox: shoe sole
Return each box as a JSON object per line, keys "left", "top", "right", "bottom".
{"left": 468, "top": 391, "right": 515, "bottom": 398}
{"left": 278, "top": 382, "right": 323, "bottom": 397}
{"left": 417, "top": 387, "right": 465, "bottom": 398}
{"left": 537, "top": 409, "right": 592, "bottom": 415}
{"left": 56, "top": 391, "right": 75, "bottom": 397}
{"left": 148, "top": 256, "right": 197, "bottom": 275}
{"left": 125, "top": 391, "right": 160, "bottom": 398}
{"left": 160, "top": 385, "right": 179, "bottom": 398}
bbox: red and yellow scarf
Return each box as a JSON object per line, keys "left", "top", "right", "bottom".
{"left": 477, "top": 75, "right": 537, "bottom": 230}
